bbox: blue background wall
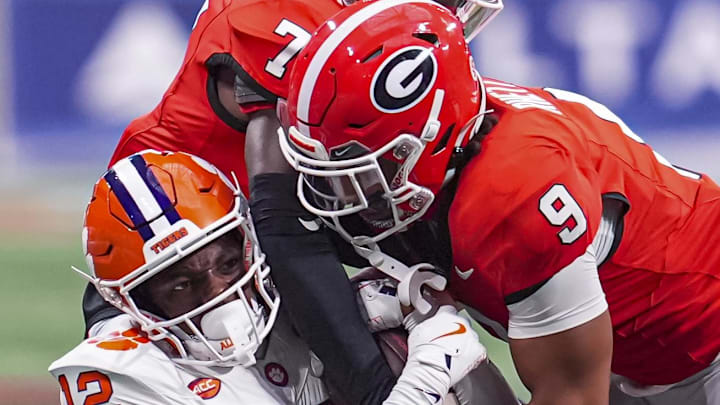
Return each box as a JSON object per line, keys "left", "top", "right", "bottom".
{"left": 3, "top": 0, "right": 719, "bottom": 172}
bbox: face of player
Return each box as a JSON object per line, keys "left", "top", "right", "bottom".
{"left": 142, "top": 231, "right": 249, "bottom": 328}
{"left": 312, "top": 155, "right": 403, "bottom": 226}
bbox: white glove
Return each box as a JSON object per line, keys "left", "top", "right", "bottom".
{"left": 356, "top": 278, "right": 404, "bottom": 332}
{"left": 383, "top": 306, "right": 487, "bottom": 404}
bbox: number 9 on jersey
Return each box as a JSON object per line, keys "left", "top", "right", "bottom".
{"left": 539, "top": 184, "right": 588, "bottom": 244}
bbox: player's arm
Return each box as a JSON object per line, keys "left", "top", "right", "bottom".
{"left": 510, "top": 311, "right": 612, "bottom": 405}
{"left": 502, "top": 184, "right": 612, "bottom": 405}
{"left": 473, "top": 139, "right": 612, "bottom": 404}
{"left": 245, "top": 109, "right": 397, "bottom": 405}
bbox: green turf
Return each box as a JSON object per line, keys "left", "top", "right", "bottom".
{"left": 0, "top": 235, "right": 86, "bottom": 376}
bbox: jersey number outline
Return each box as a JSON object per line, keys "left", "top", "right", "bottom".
{"left": 58, "top": 371, "right": 113, "bottom": 405}
{"left": 545, "top": 88, "right": 701, "bottom": 180}
{"left": 265, "top": 19, "right": 312, "bottom": 79}
{"left": 539, "top": 184, "right": 588, "bottom": 245}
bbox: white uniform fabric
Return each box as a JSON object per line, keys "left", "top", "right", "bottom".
{"left": 49, "top": 314, "right": 329, "bottom": 405}
{"left": 609, "top": 357, "right": 720, "bottom": 405}
{"left": 506, "top": 243, "right": 608, "bottom": 339}
{"left": 505, "top": 201, "right": 624, "bottom": 339}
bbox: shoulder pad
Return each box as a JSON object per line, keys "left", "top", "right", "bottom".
{"left": 223, "top": 0, "right": 341, "bottom": 99}
{"left": 50, "top": 317, "right": 174, "bottom": 378}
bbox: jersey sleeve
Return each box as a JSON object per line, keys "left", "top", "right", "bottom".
{"left": 50, "top": 316, "right": 196, "bottom": 405}
{"left": 50, "top": 366, "right": 189, "bottom": 405}
{"left": 223, "top": 0, "right": 341, "bottom": 104}
{"left": 452, "top": 123, "right": 606, "bottom": 337}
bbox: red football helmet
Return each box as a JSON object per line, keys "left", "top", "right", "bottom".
{"left": 76, "top": 150, "right": 279, "bottom": 367}
{"left": 335, "top": 0, "right": 503, "bottom": 41}
{"left": 280, "top": 0, "right": 488, "bottom": 244}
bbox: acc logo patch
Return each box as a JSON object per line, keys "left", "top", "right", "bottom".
{"left": 188, "top": 377, "right": 222, "bottom": 400}
{"left": 87, "top": 328, "right": 150, "bottom": 351}
{"left": 370, "top": 46, "right": 437, "bottom": 113}
{"left": 264, "top": 362, "right": 289, "bottom": 387}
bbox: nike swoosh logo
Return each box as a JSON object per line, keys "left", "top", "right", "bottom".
{"left": 454, "top": 265, "right": 474, "bottom": 280}
{"left": 414, "top": 388, "right": 441, "bottom": 403}
{"left": 431, "top": 322, "right": 467, "bottom": 342}
{"left": 332, "top": 145, "right": 353, "bottom": 157}
{"left": 298, "top": 218, "right": 320, "bottom": 231}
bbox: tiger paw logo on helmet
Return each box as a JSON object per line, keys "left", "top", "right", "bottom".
{"left": 87, "top": 328, "right": 150, "bottom": 351}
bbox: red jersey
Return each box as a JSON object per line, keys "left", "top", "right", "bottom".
{"left": 108, "top": 0, "right": 341, "bottom": 194}
{"left": 449, "top": 78, "right": 720, "bottom": 385}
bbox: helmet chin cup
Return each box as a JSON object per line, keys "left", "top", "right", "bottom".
{"left": 184, "top": 299, "right": 265, "bottom": 367}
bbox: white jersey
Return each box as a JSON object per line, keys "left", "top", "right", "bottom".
{"left": 49, "top": 314, "right": 329, "bottom": 405}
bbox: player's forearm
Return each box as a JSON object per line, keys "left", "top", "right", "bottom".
{"left": 250, "top": 172, "right": 396, "bottom": 405}
{"left": 511, "top": 312, "right": 613, "bottom": 405}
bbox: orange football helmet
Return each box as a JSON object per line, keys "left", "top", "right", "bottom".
{"left": 76, "top": 150, "right": 279, "bottom": 367}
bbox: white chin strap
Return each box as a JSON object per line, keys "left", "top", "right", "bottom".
{"left": 181, "top": 299, "right": 265, "bottom": 367}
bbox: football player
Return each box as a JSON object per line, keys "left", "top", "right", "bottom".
{"left": 279, "top": 1, "right": 720, "bottom": 404}
{"left": 81, "top": 0, "right": 508, "bottom": 403}
{"left": 52, "top": 150, "right": 493, "bottom": 405}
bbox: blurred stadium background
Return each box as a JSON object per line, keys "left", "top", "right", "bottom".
{"left": 0, "top": 0, "right": 718, "bottom": 404}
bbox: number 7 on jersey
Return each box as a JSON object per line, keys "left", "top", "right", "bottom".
{"left": 265, "top": 19, "right": 311, "bottom": 79}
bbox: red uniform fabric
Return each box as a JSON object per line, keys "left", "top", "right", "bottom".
{"left": 449, "top": 78, "right": 720, "bottom": 385}
{"left": 108, "top": 0, "right": 341, "bottom": 195}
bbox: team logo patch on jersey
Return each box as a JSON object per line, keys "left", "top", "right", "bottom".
{"left": 87, "top": 328, "right": 150, "bottom": 351}
{"left": 370, "top": 46, "right": 437, "bottom": 113}
{"left": 264, "top": 362, "right": 289, "bottom": 387}
{"left": 188, "top": 377, "right": 222, "bottom": 400}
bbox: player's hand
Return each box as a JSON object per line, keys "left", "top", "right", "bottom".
{"left": 406, "top": 305, "right": 487, "bottom": 387}
{"left": 356, "top": 277, "right": 405, "bottom": 332}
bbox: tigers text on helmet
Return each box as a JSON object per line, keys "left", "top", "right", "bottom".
{"left": 280, "top": 0, "right": 488, "bottom": 245}
{"left": 76, "top": 150, "right": 280, "bottom": 367}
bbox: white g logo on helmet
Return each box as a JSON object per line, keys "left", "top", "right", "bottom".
{"left": 370, "top": 46, "right": 438, "bottom": 113}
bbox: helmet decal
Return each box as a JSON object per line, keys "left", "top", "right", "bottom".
{"left": 296, "top": 0, "right": 437, "bottom": 127}
{"left": 104, "top": 154, "right": 181, "bottom": 241}
{"left": 370, "top": 46, "right": 438, "bottom": 113}
{"left": 79, "top": 150, "right": 281, "bottom": 368}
